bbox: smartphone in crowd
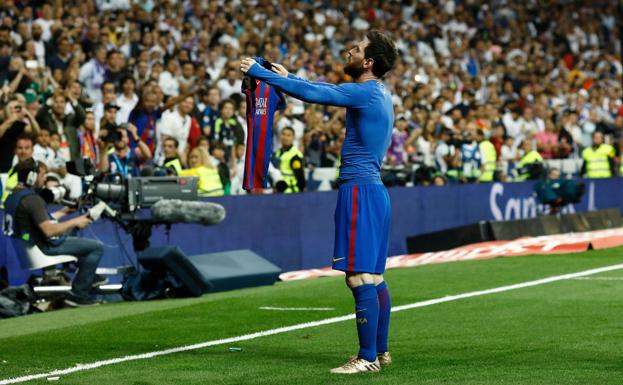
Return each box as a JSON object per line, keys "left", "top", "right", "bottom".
{"left": 25, "top": 60, "right": 38, "bottom": 70}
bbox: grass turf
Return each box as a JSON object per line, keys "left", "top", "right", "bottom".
{"left": 1, "top": 248, "right": 623, "bottom": 384}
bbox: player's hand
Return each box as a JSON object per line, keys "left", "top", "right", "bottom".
{"left": 271, "top": 63, "right": 289, "bottom": 78}
{"left": 240, "top": 58, "right": 257, "bottom": 74}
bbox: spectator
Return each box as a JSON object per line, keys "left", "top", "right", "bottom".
{"left": 179, "top": 147, "right": 224, "bottom": 197}
{"left": 179, "top": 61, "right": 197, "bottom": 95}
{"left": 1, "top": 134, "right": 35, "bottom": 203}
{"left": 516, "top": 139, "right": 544, "bottom": 181}
{"left": 155, "top": 94, "right": 195, "bottom": 164}
{"left": 93, "top": 81, "right": 117, "bottom": 133}
{"left": 535, "top": 119, "right": 560, "bottom": 159}
{"left": 0, "top": 97, "right": 39, "bottom": 172}
{"left": 35, "top": 90, "right": 86, "bottom": 162}
{"left": 78, "top": 45, "right": 107, "bottom": 104}
{"left": 386, "top": 114, "right": 409, "bottom": 167}
{"left": 105, "top": 50, "right": 126, "bottom": 88}
{"left": 98, "top": 123, "right": 151, "bottom": 178}
{"left": 116, "top": 76, "right": 138, "bottom": 125}
{"left": 211, "top": 99, "right": 244, "bottom": 159}
{"left": 435, "top": 128, "right": 460, "bottom": 182}
{"left": 78, "top": 111, "right": 99, "bottom": 168}
{"left": 158, "top": 57, "right": 180, "bottom": 97}
{"left": 274, "top": 103, "right": 305, "bottom": 151}
{"left": 273, "top": 127, "right": 305, "bottom": 193}
{"left": 581, "top": 131, "right": 615, "bottom": 178}
{"left": 128, "top": 89, "right": 161, "bottom": 154}
{"left": 48, "top": 36, "right": 73, "bottom": 71}
{"left": 199, "top": 86, "right": 221, "bottom": 136}
{"left": 210, "top": 141, "right": 231, "bottom": 195}
{"left": 160, "top": 137, "right": 183, "bottom": 176}
{"left": 217, "top": 68, "right": 242, "bottom": 100}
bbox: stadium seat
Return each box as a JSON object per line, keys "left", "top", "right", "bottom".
{"left": 10, "top": 238, "right": 77, "bottom": 271}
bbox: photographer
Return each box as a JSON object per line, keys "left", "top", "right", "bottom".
{"left": 98, "top": 122, "right": 151, "bottom": 177}
{"left": 4, "top": 158, "right": 103, "bottom": 306}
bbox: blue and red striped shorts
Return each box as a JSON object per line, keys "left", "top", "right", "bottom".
{"left": 332, "top": 180, "right": 391, "bottom": 274}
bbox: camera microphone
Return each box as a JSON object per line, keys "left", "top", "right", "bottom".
{"left": 151, "top": 199, "right": 226, "bottom": 226}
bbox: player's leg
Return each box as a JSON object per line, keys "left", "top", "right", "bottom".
{"left": 330, "top": 272, "right": 381, "bottom": 374}
{"left": 346, "top": 272, "right": 379, "bottom": 363}
{"left": 374, "top": 185, "right": 392, "bottom": 365}
{"left": 373, "top": 274, "right": 392, "bottom": 366}
{"left": 330, "top": 184, "right": 382, "bottom": 373}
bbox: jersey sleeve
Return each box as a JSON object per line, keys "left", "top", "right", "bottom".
{"left": 247, "top": 63, "right": 369, "bottom": 108}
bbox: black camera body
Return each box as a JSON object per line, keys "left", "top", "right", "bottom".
{"left": 66, "top": 159, "right": 199, "bottom": 215}
{"left": 102, "top": 122, "right": 128, "bottom": 143}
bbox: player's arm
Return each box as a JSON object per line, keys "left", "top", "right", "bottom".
{"left": 242, "top": 59, "right": 367, "bottom": 108}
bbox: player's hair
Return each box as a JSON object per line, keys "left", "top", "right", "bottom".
{"left": 365, "top": 30, "right": 398, "bottom": 79}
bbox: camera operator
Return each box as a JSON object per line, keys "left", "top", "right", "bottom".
{"left": 98, "top": 122, "right": 151, "bottom": 177}
{"left": 535, "top": 168, "right": 585, "bottom": 214}
{"left": 4, "top": 158, "right": 103, "bottom": 306}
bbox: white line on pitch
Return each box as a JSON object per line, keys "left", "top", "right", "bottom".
{"left": 259, "top": 307, "right": 336, "bottom": 311}
{"left": 3, "top": 262, "right": 623, "bottom": 385}
{"left": 571, "top": 276, "right": 623, "bottom": 281}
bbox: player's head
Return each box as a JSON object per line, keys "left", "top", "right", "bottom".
{"left": 344, "top": 30, "right": 397, "bottom": 80}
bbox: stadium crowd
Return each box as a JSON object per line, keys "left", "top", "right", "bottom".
{"left": 0, "top": 0, "right": 622, "bottom": 197}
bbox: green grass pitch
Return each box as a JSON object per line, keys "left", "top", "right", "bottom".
{"left": 1, "top": 247, "right": 623, "bottom": 384}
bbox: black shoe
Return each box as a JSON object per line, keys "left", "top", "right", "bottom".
{"left": 64, "top": 291, "right": 102, "bottom": 307}
{"left": 92, "top": 274, "right": 109, "bottom": 287}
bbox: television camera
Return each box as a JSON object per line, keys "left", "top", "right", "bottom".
{"left": 40, "top": 159, "right": 225, "bottom": 250}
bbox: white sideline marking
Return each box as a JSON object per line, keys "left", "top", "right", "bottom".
{"left": 571, "top": 276, "right": 623, "bottom": 281}
{"left": 259, "top": 307, "right": 335, "bottom": 311}
{"left": 2, "top": 262, "right": 623, "bottom": 385}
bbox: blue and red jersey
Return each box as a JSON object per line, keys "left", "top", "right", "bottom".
{"left": 242, "top": 58, "right": 286, "bottom": 191}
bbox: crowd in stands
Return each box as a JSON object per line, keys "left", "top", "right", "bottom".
{"left": 0, "top": 0, "right": 622, "bottom": 197}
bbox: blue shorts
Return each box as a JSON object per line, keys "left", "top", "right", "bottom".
{"left": 332, "top": 181, "right": 391, "bottom": 274}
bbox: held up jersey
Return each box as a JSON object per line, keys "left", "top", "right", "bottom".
{"left": 242, "top": 57, "right": 286, "bottom": 191}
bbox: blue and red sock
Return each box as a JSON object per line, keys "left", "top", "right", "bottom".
{"left": 351, "top": 284, "right": 379, "bottom": 362}
{"left": 375, "top": 281, "right": 391, "bottom": 353}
